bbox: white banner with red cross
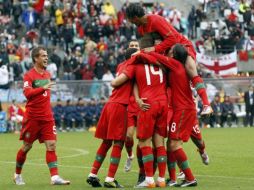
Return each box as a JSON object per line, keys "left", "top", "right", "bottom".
{"left": 196, "top": 51, "right": 238, "bottom": 76}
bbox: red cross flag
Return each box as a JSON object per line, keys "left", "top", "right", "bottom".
{"left": 197, "top": 51, "right": 238, "bottom": 76}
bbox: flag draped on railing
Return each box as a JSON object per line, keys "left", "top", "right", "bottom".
{"left": 197, "top": 51, "right": 238, "bottom": 76}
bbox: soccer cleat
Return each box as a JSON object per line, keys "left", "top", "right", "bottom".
{"left": 51, "top": 175, "right": 70, "bottom": 185}
{"left": 134, "top": 180, "right": 156, "bottom": 188}
{"left": 13, "top": 174, "right": 25, "bottom": 185}
{"left": 166, "top": 179, "right": 177, "bottom": 187}
{"left": 155, "top": 180, "right": 166, "bottom": 187}
{"left": 177, "top": 172, "right": 185, "bottom": 180}
{"left": 124, "top": 153, "right": 134, "bottom": 172}
{"left": 87, "top": 176, "right": 102, "bottom": 187}
{"left": 137, "top": 173, "right": 146, "bottom": 185}
{"left": 104, "top": 180, "right": 124, "bottom": 188}
{"left": 200, "top": 105, "right": 213, "bottom": 116}
{"left": 199, "top": 151, "right": 209, "bottom": 165}
{"left": 178, "top": 179, "right": 197, "bottom": 187}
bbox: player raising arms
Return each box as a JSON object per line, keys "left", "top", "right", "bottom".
{"left": 86, "top": 48, "right": 137, "bottom": 188}
{"left": 126, "top": 3, "right": 212, "bottom": 116}
{"left": 14, "top": 46, "right": 70, "bottom": 185}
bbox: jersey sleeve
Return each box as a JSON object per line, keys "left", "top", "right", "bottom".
{"left": 149, "top": 52, "right": 179, "bottom": 71}
{"left": 123, "top": 64, "right": 135, "bottom": 79}
{"left": 23, "top": 73, "right": 45, "bottom": 99}
{"left": 136, "top": 53, "right": 157, "bottom": 65}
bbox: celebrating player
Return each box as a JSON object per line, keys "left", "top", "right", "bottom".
{"left": 126, "top": 3, "right": 212, "bottom": 116}
{"left": 13, "top": 46, "right": 70, "bottom": 185}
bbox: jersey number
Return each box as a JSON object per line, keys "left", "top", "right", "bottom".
{"left": 144, "top": 64, "right": 163, "bottom": 85}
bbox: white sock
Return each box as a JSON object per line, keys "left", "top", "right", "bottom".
{"left": 157, "top": 177, "right": 165, "bottom": 182}
{"left": 145, "top": 177, "right": 154, "bottom": 183}
{"left": 105, "top": 177, "right": 114, "bottom": 182}
{"left": 88, "top": 173, "right": 97, "bottom": 178}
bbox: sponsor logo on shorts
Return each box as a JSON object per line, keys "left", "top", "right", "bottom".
{"left": 25, "top": 132, "right": 30, "bottom": 139}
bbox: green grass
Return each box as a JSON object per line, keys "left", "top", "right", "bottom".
{"left": 0, "top": 127, "right": 254, "bottom": 190}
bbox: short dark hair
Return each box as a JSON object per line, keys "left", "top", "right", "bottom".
{"left": 126, "top": 3, "right": 145, "bottom": 19}
{"left": 31, "top": 46, "right": 46, "bottom": 63}
{"left": 172, "top": 44, "right": 188, "bottom": 64}
{"left": 125, "top": 48, "right": 138, "bottom": 60}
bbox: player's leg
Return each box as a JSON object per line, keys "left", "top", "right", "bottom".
{"left": 87, "top": 139, "right": 112, "bottom": 187}
{"left": 45, "top": 140, "right": 70, "bottom": 185}
{"left": 14, "top": 141, "right": 32, "bottom": 185}
{"left": 124, "top": 126, "right": 135, "bottom": 172}
{"left": 136, "top": 144, "right": 145, "bottom": 184}
{"left": 166, "top": 139, "right": 178, "bottom": 186}
{"left": 185, "top": 56, "right": 212, "bottom": 115}
{"left": 104, "top": 140, "right": 124, "bottom": 188}
{"left": 153, "top": 133, "right": 167, "bottom": 187}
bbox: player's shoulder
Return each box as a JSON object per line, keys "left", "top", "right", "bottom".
{"left": 148, "top": 14, "right": 164, "bottom": 21}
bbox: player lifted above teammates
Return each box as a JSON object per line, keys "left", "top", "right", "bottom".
{"left": 126, "top": 3, "right": 213, "bottom": 116}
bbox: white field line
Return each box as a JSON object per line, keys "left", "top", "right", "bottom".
{"left": 1, "top": 160, "right": 254, "bottom": 181}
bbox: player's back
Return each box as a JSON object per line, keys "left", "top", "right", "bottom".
{"left": 135, "top": 63, "right": 167, "bottom": 102}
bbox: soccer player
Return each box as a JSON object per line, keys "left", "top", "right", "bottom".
{"left": 13, "top": 46, "right": 70, "bottom": 185}
{"left": 86, "top": 48, "right": 137, "bottom": 188}
{"left": 138, "top": 44, "right": 199, "bottom": 187}
{"left": 125, "top": 3, "right": 213, "bottom": 116}
{"left": 111, "top": 48, "right": 168, "bottom": 188}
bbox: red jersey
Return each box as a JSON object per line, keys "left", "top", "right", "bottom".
{"left": 125, "top": 62, "right": 167, "bottom": 102}
{"left": 23, "top": 68, "right": 53, "bottom": 121}
{"left": 149, "top": 52, "right": 196, "bottom": 110}
{"left": 127, "top": 96, "right": 139, "bottom": 113}
{"left": 108, "top": 59, "right": 134, "bottom": 105}
{"left": 138, "top": 14, "right": 195, "bottom": 57}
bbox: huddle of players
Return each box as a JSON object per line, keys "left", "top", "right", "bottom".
{"left": 86, "top": 3, "right": 212, "bottom": 188}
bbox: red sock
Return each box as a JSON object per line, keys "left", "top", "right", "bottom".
{"left": 156, "top": 146, "right": 166, "bottom": 178}
{"left": 174, "top": 148, "right": 195, "bottom": 181}
{"left": 91, "top": 141, "right": 112, "bottom": 175}
{"left": 125, "top": 137, "right": 134, "bottom": 157}
{"left": 16, "top": 149, "right": 27, "bottom": 174}
{"left": 191, "top": 76, "right": 210, "bottom": 106}
{"left": 46, "top": 151, "right": 58, "bottom": 176}
{"left": 141, "top": 146, "right": 154, "bottom": 177}
{"left": 107, "top": 143, "right": 123, "bottom": 178}
{"left": 153, "top": 148, "right": 157, "bottom": 175}
{"left": 167, "top": 151, "right": 176, "bottom": 181}
{"left": 137, "top": 146, "right": 145, "bottom": 175}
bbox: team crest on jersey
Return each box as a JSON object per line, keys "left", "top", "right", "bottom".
{"left": 25, "top": 132, "right": 30, "bottom": 139}
{"left": 24, "top": 81, "right": 29, "bottom": 88}
{"left": 43, "top": 91, "right": 47, "bottom": 97}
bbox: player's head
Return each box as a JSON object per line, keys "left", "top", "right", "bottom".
{"left": 128, "top": 40, "right": 140, "bottom": 50}
{"left": 169, "top": 44, "right": 188, "bottom": 64}
{"left": 125, "top": 48, "right": 138, "bottom": 60}
{"left": 139, "top": 32, "right": 163, "bottom": 49}
{"left": 126, "top": 3, "right": 145, "bottom": 26}
{"left": 31, "top": 46, "right": 48, "bottom": 68}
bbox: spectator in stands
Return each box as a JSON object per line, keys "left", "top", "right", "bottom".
{"left": 8, "top": 99, "right": 24, "bottom": 132}
{"left": 204, "top": 36, "right": 215, "bottom": 54}
{"left": 221, "top": 96, "right": 237, "bottom": 127}
{"left": 188, "top": 6, "right": 196, "bottom": 39}
{"left": 53, "top": 99, "right": 64, "bottom": 131}
{"left": 85, "top": 98, "right": 100, "bottom": 129}
{"left": 63, "top": 99, "right": 75, "bottom": 131}
{"left": 169, "top": 7, "right": 182, "bottom": 32}
{"left": 47, "top": 61, "right": 57, "bottom": 81}
{"left": 22, "top": 6, "right": 36, "bottom": 31}
{"left": 74, "top": 97, "right": 85, "bottom": 130}
{"left": 102, "top": 68, "right": 114, "bottom": 96}
{"left": 239, "top": 0, "right": 252, "bottom": 26}
{"left": 210, "top": 95, "right": 222, "bottom": 127}
{"left": 226, "top": 8, "right": 238, "bottom": 27}
{"left": 244, "top": 85, "right": 254, "bottom": 127}
{"left": 0, "top": 100, "right": 7, "bottom": 132}
{"left": 0, "top": 64, "right": 9, "bottom": 89}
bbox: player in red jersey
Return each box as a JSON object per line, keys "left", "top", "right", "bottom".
{"left": 126, "top": 3, "right": 213, "bottom": 116}
{"left": 13, "top": 47, "right": 70, "bottom": 185}
{"left": 137, "top": 44, "right": 199, "bottom": 187}
{"left": 86, "top": 49, "right": 137, "bottom": 188}
{"left": 111, "top": 48, "right": 168, "bottom": 188}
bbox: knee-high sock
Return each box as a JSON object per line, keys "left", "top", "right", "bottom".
{"left": 167, "top": 151, "right": 176, "bottom": 181}
{"left": 16, "top": 149, "right": 27, "bottom": 174}
{"left": 46, "top": 151, "right": 58, "bottom": 176}
{"left": 125, "top": 136, "right": 134, "bottom": 157}
{"left": 137, "top": 146, "right": 145, "bottom": 175}
{"left": 141, "top": 146, "right": 154, "bottom": 177}
{"left": 191, "top": 76, "right": 210, "bottom": 106}
{"left": 107, "top": 143, "right": 123, "bottom": 178}
{"left": 153, "top": 148, "right": 157, "bottom": 175}
{"left": 156, "top": 146, "right": 167, "bottom": 178}
{"left": 91, "top": 141, "right": 112, "bottom": 175}
{"left": 174, "top": 148, "right": 195, "bottom": 181}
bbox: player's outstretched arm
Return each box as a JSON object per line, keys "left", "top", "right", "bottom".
{"left": 111, "top": 73, "right": 129, "bottom": 88}
{"left": 149, "top": 52, "right": 178, "bottom": 71}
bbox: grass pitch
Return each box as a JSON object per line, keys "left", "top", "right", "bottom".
{"left": 0, "top": 127, "right": 254, "bottom": 190}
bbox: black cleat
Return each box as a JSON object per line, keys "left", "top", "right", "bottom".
{"left": 104, "top": 180, "right": 124, "bottom": 188}
{"left": 87, "top": 176, "right": 102, "bottom": 187}
{"left": 137, "top": 173, "right": 145, "bottom": 185}
{"left": 177, "top": 179, "right": 197, "bottom": 187}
